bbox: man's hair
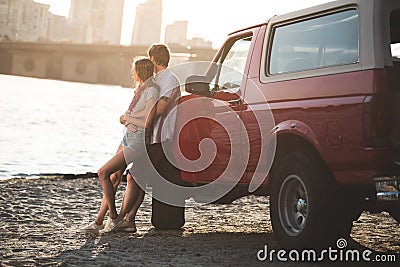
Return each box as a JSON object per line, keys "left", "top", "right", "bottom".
{"left": 147, "top": 44, "right": 170, "bottom": 67}
{"left": 132, "top": 57, "right": 154, "bottom": 83}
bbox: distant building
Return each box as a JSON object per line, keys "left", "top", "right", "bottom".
{"left": 163, "top": 20, "right": 213, "bottom": 49}
{"left": 48, "top": 14, "right": 68, "bottom": 42}
{"left": 91, "top": 0, "right": 124, "bottom": 45}
{"left": 0, "top": 1, "right": 10, "bottom": 39}
{"left": 69, "top": 0, "right": 92, "bottom": 26}
{"left": 68, "top": 0, "right": 124, "bottom": 45}
{"left": 164, "top": 20, "right": 188, "bottom": 47}
{"left": 0, "top": 0, "right": 50, "bottom": 42}
{"left": 188, "top": 37, "right": 213, "bottom": 49}
{"left": 131, "top": 0, "right": 162, "bottom": 46}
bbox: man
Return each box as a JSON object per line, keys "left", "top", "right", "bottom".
{"left": 147, "top": 44, "right": 185, "bottom": 230}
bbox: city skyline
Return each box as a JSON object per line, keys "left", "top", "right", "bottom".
{"left": 33, "top": 0, "right": 333, "bottom": 48}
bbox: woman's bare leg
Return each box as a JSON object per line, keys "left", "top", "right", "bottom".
{"left": 118, "top": 173, "right": 145, "bottom": 221}
{"left": 126, "top": 186, "right": 145, "bottom": 222}
{"left": 98, "top": 148, "right": 138, "bottom": 219}
{"left": 94, "top": 145, "right": 124, "bottom": 225}
{"left": 95, "top": 168, "right": 124, "bottom": 225}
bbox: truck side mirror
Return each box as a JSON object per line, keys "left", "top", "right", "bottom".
{"left": 185, "top": 75, "right": 214, "bottom": 97}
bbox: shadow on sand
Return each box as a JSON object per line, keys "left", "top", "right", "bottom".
{"left": 54, "top": 229, "right": 399, "bottom": 266}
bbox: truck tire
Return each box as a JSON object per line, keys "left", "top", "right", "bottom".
{"left": 270, "top": 150, "right": 352, "bottom": 248}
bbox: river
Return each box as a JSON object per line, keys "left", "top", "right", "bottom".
{"left": 0, "top": 74, "right": 134, "bottom": 180}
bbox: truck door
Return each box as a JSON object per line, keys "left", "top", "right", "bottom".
{"left": 180, "top": 33, "right": 254, "bottom": 185}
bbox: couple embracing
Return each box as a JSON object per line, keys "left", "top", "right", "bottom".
{"left": 81, "top": 44, "right": 182, "bottom": 234}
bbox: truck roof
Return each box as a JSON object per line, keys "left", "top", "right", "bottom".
{"left": 228, "top": 0, "right": 370, "bottom": 36}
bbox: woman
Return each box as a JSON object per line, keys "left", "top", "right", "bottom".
{"left": 84, "top": 57, "right": 159, "bottom": 233}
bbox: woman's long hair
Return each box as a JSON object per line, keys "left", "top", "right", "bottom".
{"left": 132, "top": 57, "right": 160, "bottom": 91}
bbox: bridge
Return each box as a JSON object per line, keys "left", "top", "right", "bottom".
{"left": 0, "top": 42, "right": 217, "bottom": 87}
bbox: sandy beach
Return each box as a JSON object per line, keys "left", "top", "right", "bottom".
{"left": 0, "top": 176, "right": 399, "bottom": 266}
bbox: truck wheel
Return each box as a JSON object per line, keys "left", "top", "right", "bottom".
{"left": 270, "top": 150, "right": 352, "bottom": 248}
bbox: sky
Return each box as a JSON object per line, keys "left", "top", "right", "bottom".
{"left": 34, "top": 0, "right": 333, "bottom": 48}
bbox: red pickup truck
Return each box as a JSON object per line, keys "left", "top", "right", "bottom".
{"left": 153, "top": 0, "right": 400, "bottom": 248}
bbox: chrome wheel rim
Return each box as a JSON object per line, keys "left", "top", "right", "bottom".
{"left": 278, "top": 174, "right": 309, "bottom": 236}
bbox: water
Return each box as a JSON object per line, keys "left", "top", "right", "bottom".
{"left": 0, "top": 74, "right": 134, "bottom": 180}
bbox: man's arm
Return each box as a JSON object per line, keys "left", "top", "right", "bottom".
{"left": 156, "top": 96, "right": 171, "bottom": 116}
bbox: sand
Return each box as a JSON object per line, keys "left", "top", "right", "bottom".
{"left": 0, "top": 177, "right": 399, "bottom": 266}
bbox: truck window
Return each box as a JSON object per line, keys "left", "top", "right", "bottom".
{"left": 268, "top": 9, "right": 359, "bottom": 75}
{"left": 212, "top": 35, "right": 252, "bottom": 91}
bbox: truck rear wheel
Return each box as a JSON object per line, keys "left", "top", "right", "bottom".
{"left": 270, "top": 150, "right": 352, "bottom": 248}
